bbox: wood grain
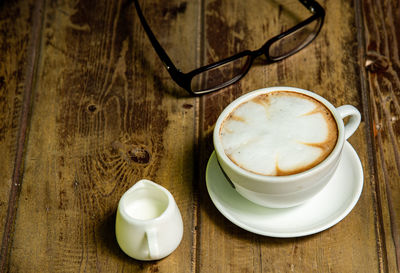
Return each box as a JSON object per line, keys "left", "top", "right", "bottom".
{"left": 197, "top": 0, "right": 380, "bottom": 272}
{"left": 0, "top": 0, "right": 40, "bottom": 269}
{"left": 5, "top": 0, "right": 197, "bottom": 272}
{"left": 0, "top": 0, "right": 399, "bottom": 272}
{"left": 362, "top": 0, "right": 400, "bottom": 272}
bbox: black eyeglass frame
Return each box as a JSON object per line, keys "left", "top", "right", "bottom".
{"left": 133, "top": 0, "right": 325, "bottom": 95}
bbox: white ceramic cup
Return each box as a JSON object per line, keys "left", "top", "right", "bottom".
{"left": 115, "top": 179, "right": 183, "bottom": 260}
{"left": 213, "top": 86, "right": 361, "bottom": 208}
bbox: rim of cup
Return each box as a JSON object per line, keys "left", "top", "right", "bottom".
{"left": 213, "top": 86, "right": 346, "bottom": 184}
{"left": 118, "top": 180, "right": 174, "bottom": 224}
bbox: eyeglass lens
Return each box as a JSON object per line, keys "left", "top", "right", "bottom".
{"left": 269, "top": 18, "right": 321, "bottom": 59}
{"left": 191, "top": 55, "right": 252, "bottom": 93}
{"left": 190, "top": 17, "right": 320, "bottom": 94}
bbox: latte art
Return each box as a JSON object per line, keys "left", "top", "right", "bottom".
{"left": 219, "top": 91, "right": 338, "bottom": 176}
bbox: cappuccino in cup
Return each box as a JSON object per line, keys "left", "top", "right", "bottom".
{"left": 213, "top": 87, "right": 361, "bottom": 208}
{"left": 219, "top": 91, "right": 338, "bottom": 176}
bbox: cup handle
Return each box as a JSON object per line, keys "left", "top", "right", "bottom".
{"left": 336, "top": 105, "right": 361, "bottom": 139}
{"left": 146, "top": 229, "right": 159, "bottom": 259}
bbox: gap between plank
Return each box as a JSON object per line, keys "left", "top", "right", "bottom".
{"left": 0, "top": 0, "right": 45, "bottom": 270}
{"left": 191, "top": 0, "right": 206, "bottom": 273}
{"left": 354, "top": 0, "right": 389, "bottom": 272}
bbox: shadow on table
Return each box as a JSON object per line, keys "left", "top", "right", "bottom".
{"left": 97, "top": 212, "right": 126, "bottom": 259}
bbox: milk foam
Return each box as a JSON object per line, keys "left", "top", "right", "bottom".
{"left": 220, "top": 91, "right": 338, "bottom": 176}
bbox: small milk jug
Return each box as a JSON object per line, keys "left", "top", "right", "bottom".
{"left": 115, "top": 179, "right": 183, "bottom": 260}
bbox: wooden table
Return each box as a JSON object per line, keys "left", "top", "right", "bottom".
{"left": 1, "top": 0, "right": 399, "bottom": 272}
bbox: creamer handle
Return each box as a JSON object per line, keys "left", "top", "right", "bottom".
{"left": 146, "top": 228, "right": 159, "bottom": 260}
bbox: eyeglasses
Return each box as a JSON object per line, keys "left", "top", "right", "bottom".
{"left": 133, "top": 0, "right": 325, "bottom": 95}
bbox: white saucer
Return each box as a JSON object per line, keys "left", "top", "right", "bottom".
{"left": 206, "top": 142, "right": 364, "bottom": 238}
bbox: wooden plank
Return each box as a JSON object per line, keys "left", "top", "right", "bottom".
{"left": 197, "top": 0, "right": 381, "bottom": 272}
{"left": 3, "top": 0, "right": 398, "bottom": 272}
{"left": 361, "top": 0, "right": 400, "bottom": 272}
{"left": 0, "top": 0, "right": 40, "bottom": 269}
{"left": 7, "top": 0, "right": 198, "bottom": 272}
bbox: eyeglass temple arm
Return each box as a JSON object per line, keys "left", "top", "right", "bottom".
{"left": 133, "top": 0, "right": 182, "bottom": 79}
{"left": 298, "top": 0, "right": 324, "bottom": 13}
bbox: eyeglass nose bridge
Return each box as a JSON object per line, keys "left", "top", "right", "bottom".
{"left": 250, "top": 44, "right": 275, "bottom": 64}
{"left": 259, "top": 46, "right": 272, "bottom": 61}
